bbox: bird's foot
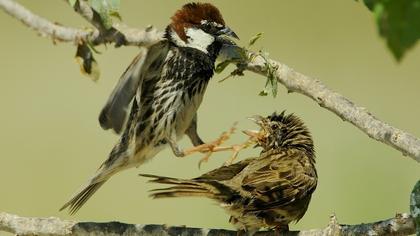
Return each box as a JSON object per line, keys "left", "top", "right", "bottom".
{"left": 195, "top": 124, "right": 237, "bottom": 168}
{"left": 222, "top": 133, "right": 259, "bottom": 166}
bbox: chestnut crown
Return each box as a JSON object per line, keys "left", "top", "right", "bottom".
{"left": 169, "top": 3, "right": 236, "bottom": 42}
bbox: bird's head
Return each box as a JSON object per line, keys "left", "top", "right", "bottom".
{"left": 166, "top": 2, "right": 238, "bottom": 53}
{"left": 244, "top": 111, "right": 315, "bottom": 157}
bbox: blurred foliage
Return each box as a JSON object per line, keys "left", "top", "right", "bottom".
{"left": 411, "top": 180, "right": 420, "bottom": 236}
{"left": 68, "top": 0, "right": 121, "bottom": 29}
{"left": 360, "top": 0, "right": 420, "bottom": 61}
{"left": 216, "top": 33, "right": 279, "bottom": 97}
{"left": 89, "top": 0, "right": 121, "bottom": 29}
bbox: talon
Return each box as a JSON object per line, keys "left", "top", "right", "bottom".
{"left": 198, "top": 152, "right": 212, "bottom": 169}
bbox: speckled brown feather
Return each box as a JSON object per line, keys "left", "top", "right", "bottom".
{"left": 170, "top": 2, "right": 225, "bottom": 42}
{"left": 142, "top": 112, "right": 317, "bottom": 233}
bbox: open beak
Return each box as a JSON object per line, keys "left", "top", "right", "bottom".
{"left": 219, "top": 26, "right": 239, "bottom": 40}
{"left": 242, "top": 129, "right": 260, "bottom": 138}
{"left": 247, "top": 115, "right": 264, "bottom": 125}
{"left": 243, "top": 115, "right": 266, "bottom": 143}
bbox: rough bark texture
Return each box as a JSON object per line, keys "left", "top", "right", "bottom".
{"left": 0, "top": 212, "right": 415, "bottom": 236}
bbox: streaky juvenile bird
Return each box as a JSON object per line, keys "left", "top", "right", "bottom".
{"left": 141, "top": 112, "right": 317, "bottom": 235}
{"left": 60, "top": 2, "right": 238, "bottom": 214}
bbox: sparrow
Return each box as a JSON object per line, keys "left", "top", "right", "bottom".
{"left": 141, "top": 112, "right": 317, "bottom": 235}
{"left": 60, "top": 2, "right": 239, "bottom": 214}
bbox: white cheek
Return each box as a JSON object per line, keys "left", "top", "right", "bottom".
{"left": 185, "top": 28, "right": 215, "bottom": 53}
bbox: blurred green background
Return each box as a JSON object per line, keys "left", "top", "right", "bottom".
{"left": 1, "top": 0, "right": 419, "bottom": 233}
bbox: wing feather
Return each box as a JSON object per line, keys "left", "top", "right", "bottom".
{"left": 99, "top": 40, "right": 169, "bottom": 134}
{"left": 242, "top": 151, "right": 317, "bottom": 211}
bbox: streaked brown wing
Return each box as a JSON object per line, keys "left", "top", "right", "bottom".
{"left": 242, "top": 150, "right": 317, "bottom": 211}
{"left": 195, "top": 158, "right": 253, "bottom": 182}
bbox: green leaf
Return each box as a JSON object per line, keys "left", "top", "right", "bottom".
{"left": 68, "top": 0, "right": 77, "bottom": 8}
{"left": 215, "top": 60, "right": 232, "bottom": 74}
{"left": 360, "top": 0, "right": 420, "bottom": 61}
{"left": 248, "top": 32, "right": 263, "bottom": 47}
{"left": 269, "top": 73, "right": 278, "bottom": 97}
{"left": 258, "top": 51, "right": 278, "bottom": 98}
{"left": 109, "top": 10, "right": 122, "bottom": 21}
{"left": 75, "top": 43, "right": 100, "bottom": 81}
{"left": 88, "top": 0, "right": 121, "bottom": 29}
{"left": 361, "top": 0, "right": 377, "bottom": 11}
{"left": 259, "top": 89, "right": 268, "bottom": 96}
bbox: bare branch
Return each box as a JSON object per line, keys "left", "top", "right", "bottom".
{"left": 0, "top": 0, "right": 163, "bottom": 46}
{"left": 63, "top": 0, "right": 163, "bottom": 46}
{"left": 245, "top": 54, "right": 420, "bottom": 163}
{"left": 0, "top": 212, "right": 415, "bottom": 236}
{"left": 0, "top": 0, "right": 95, "bottom": 44}
{"left": 1, "top": 0, "right": 420, "bottom": 163}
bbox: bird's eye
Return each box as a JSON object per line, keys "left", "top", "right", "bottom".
{"left": 201, "top": 21, "right": 221, "bottom": 34}
{"left": 203, "top": 23, "right": 212, "bottom": 31}
{"left": 270, "top": 123, "right": 279, "bottom": 130}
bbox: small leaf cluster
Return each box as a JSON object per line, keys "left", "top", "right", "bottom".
{"left": 69, "top": 0, "right": 121, "bottom": 29}
{"left": 69, "top": 0, "right": 122, "bottom": 81}
{"left": 216, "top": 33, "right": 279, "bottom": 98}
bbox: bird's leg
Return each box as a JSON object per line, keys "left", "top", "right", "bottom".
{"left": 194, "top": 123, "right": 238, "bottom": 167}
{"left": 166, "top": 132, "right": 230, "bottom": 159}
{"left": 167, "top": 137, "right": 186, "bottom": 157}
{"left": 185, "top": 114, "right": 205, "bottom": 147}
{"left": 167, "top": 122, "right": 233, "bottom": 158}
{"left": 185, "top": 123, "right": 260, "bottom": 167}
{"left": 175, "top": 121, "right": 258, "bottom": 167}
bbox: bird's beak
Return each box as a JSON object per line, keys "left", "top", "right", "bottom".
{"left": 247, "top": 115, "right": 264, "bottom": 125}
{"left": 242, "top": 129, "right": 260, "bottom": 138}
{"left": 243, "top": 115, "right": 265, "bottom": 143}
{"left": 219, "top": 26, "right": 239, "bottom": 40}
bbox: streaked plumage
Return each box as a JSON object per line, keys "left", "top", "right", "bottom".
{"left": 141, "top": 112, "right": 317, "bottom": 235}
{"left": 60, "top": 2, "right": 238, "bottom": 214}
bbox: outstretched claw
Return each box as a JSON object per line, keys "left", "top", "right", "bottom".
{"left": 222, "top": 133, "right": 258, "bottom": 166}
{"left": 168, "top": 122, "right": 261, "bottom": 167}
{"left": 167, "top": 123, "right": 237, "bottom": 160}
{"left": 193, "top": 124, "right": 238, "bottom": 168}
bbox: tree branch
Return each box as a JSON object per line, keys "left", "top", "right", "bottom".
{"left": 0, "top": 0, "right": 162, "bottom": 46}
{"left": 0, "top": 0, "right": 95, "bottom": 44}
{"left": 1, "top": 0, "right": 420, "bottom": 163}
{"left": 245, "top": 54, "right": 420, "bottom": 163}
{"left": 0, "top": 212, "right": 415, "bottom": 236}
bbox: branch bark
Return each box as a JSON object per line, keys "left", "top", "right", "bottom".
{"left": 0, "top": 212, "right": 415, "bottom": 236}
{"left": 0, "top": 0, "right": 162, "bottom": 46}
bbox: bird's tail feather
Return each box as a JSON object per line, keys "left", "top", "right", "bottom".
{"left": 60, "top": 145, "right": 134, "bottom": 214}
{"left": 139, "top": 174, "right": 231, "bottom": 201}
{"left": 59, "top": 179, "right": 108, "bottom": 215}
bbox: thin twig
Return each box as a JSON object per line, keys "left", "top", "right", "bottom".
{"left": 1, "top": 0, "right": 420, "bottom": 163}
